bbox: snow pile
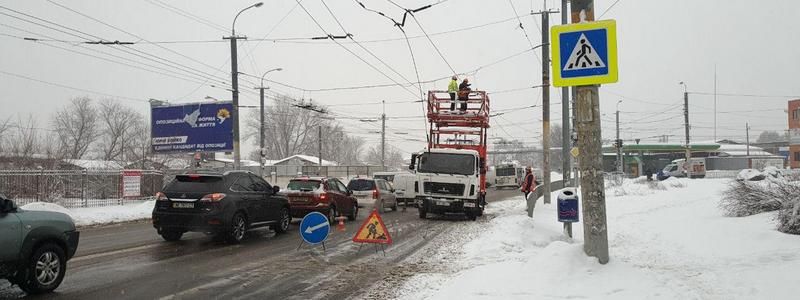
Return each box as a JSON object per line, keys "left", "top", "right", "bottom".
{"left": 396, "top": 178, "right": 800, "bottom": 299}
{"left": 21, "top": 201, "right": 155, "bottom": 227}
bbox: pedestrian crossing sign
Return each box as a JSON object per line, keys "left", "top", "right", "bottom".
{"left": 352, "top": 210, "right": 393, "bottom": 245}
{"left": 551, "top": 20, "right": 618, "bottom": 87}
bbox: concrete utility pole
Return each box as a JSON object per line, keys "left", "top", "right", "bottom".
{"left": 255, "top": 67, "right": 282, "bottom": 177}
{"left": 746, "top": 122, "right": 751, "bottom": 157}
{"left": 561, "top": 0, "right": 571, "bottom": 184}
{"left": 318, "top": 125, "right": 323, "bottom": 175}
{"left": 572, "top": 0, "right": 609, "bottom": 264}
{"left": 225, "top": 2, "right": 263, "bottom": 170}
{"left": 616, "top": 100, "right": 623, "bottom": 174}
{"left": 381, "top": 100, "right": 386, "bottom": 170}
{"left": 541, "top": 3, "right": 552, "bottom": 205}
{"left": 680, "top": 82, "right": 692, "bottom": 178}
{"left": 714, "top": 65, "right": 718, "bottom": 141}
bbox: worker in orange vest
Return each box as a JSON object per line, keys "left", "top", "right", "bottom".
{"left": 521, "top": 166, "right": 537, "bottom": 200}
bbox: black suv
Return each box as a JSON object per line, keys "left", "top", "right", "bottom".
{"left": 152, "top": 171, "right": 291, "bottom": 243}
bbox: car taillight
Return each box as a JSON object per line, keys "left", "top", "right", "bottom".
{"left": 200, "top": 193, "right": 226, "bottom": 202}
{"left": 373, "top": 188, "right": 379, "bottom": 200}
{"left": 156, "top": 192, "right": 169, "bottom": 201}
{"left": 318, "top": 193, "right": 328, "bottom": 202}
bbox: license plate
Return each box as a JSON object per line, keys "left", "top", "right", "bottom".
{"left": 436, "top": 201, "right": 450, "bottom": 206}
{"left": 173, "top": 203, "right": 194, "bottom": 209}
{"left": 464, "top": 202, "right": 476, "bottom": 208}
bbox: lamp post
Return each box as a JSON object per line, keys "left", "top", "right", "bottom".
{"left": 226, "top": 2, "right": 263, "bottom": 170}
{"left": 256, "top": 67, "right": 282, "bottom": 176}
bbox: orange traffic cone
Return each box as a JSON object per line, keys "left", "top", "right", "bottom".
{"left": 336, "top": 216, "right": 346, "bottom": 232}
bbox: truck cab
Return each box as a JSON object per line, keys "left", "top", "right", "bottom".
{"left": 410, "top": 148, "right": 484, "bottom": 220}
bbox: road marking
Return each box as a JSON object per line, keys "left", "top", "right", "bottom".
{"left": 304, "top": 222, "right": 329, "bottom": 234}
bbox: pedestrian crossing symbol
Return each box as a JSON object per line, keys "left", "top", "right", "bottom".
{"left": 352, "top": 210, "right": 393, "bottom": 245}
{"left": 551, "top": 20, "right": 618, "bottom": 87}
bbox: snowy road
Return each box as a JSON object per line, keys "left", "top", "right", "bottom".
{"left": 0, "top": 189, "right": 522, "bottom": 299}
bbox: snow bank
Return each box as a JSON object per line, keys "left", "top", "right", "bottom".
{"left": 396, "top": 178, "right": 800, "bottom": 299}
{"left": 21, "top": 201, "right": 155, "bottom": 227}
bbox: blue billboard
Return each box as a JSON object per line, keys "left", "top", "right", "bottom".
{"left": 150, "top": 102, "right": 234, "bottom": 153}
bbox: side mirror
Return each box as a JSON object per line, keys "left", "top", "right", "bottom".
{"left": 347, "top": 189, "right": 353, "bottom": 196}
{"left": 0, "top": 198, "right": 17, "bottom": 214}
{"left": 390, "top": 188, "right": 396, "bottom": 193}
{"left": 409, "top": 154, "right": 417, "bottom": 170}
{"left": 272, "top": 186, "right": 280, "bottom": 194}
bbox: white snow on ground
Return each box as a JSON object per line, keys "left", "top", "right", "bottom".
{"left": 394, "top": 178, "right": 800, "bottom": 300}
{"left": 21, "top": 201, "right": 155, "bottom": 227}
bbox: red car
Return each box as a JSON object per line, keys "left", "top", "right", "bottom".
{"left": 284, "top": 176, "right": 358, "bottom": 222}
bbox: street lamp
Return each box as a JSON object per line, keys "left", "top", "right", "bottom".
{"left": 256, "top": 67, "right": 283, "bottom": 176}
{"left": 227, "top": 2, "right": 263, "bottom": 170}
{"left": 204, "top": 96, "right": 219, "bottom": 102}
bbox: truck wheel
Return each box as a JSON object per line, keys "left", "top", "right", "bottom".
{"left": 418, "top": 203, "right": 427, "bottom": 219}
{"left": 17, "top": 243, "right": 67, "bottom": 294}
{"left": 391, "top": 200, "right": 398, "bottom": 211}
{"left": 160, "top": 230, "right": 184, "bottom": 242}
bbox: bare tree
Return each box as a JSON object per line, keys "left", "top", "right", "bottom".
{"left": 96, "top": 100, "right": 144, "bottom": 161}
{"left": 756, "top": 130, "right": 784, "bottom": 144}
{"left": 363, "top": 144, "right": 404, "bottom": 169}
{"left": 53, "top": 97, "right": 99, "bottom": 159}
{"left": 0, "top": 117, "right": 10, "bottom": 154}
{"left": 244, "top": 97, "right": 367, "bottom": 164}
{"left": 7, "top": 115, "right": 41, "bottom": 167}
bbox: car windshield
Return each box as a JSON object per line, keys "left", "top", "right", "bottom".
{"left": 418, "top": 152, "right": 476, "bottom": 175}
{"left": 165, "top": 175, "right": 223, "bottom": 193}
{"left": 347, "top": 179, "right": 376, "bottom": 191}
{"left": 374, "top": 174, "right": 394, "bottom": 182}
{"left": 287, "top": 180, "right": 321, "bottom": 192}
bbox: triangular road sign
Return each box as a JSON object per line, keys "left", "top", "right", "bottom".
{"left": 563, "top": 33, "right": 606, "bottom": 71}
{"left": 352, "top": 210, "right": 392, "bottom": 245}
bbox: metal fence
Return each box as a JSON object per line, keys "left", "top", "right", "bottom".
{"left": 0, "top": 169, "right": 163, "bottom": 208}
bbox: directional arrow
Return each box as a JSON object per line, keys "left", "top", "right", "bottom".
{"left": 304, "top": 222, "right": 329, "bottom": 234}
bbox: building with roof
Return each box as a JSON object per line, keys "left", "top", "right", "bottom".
{"left": 789, "top": 99, "right": 800, "bottom": 168}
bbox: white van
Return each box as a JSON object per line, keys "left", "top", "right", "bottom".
{"left": 662, "top": 158, "right": 706, "bottom": 179}
{"left": 391, "top": 173, "right": 417, "bottom": 206}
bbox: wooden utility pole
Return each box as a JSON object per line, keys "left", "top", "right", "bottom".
{"left": 571, "top": 0, "right": 609, "bottom": 264}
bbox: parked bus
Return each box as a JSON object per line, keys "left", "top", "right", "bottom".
{"left": 493, "top": 163, "right": 525, "bottom": 189}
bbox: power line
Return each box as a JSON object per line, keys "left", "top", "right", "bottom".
{"left": 598, "top": 0, "right": 622, "bottom": 19}
{"left": 0, "top": 70, "right": 148, "bottom": 103}
{"left": 292, "top": 0, "right": 419, "bottom": 99}
{"left": 143, "top": 0, "right": 228, "bottom": 33}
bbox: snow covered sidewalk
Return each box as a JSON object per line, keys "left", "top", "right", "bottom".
{"left": 394, "top": 178, "right": 800, "bottom": 300}
{"left": 21, "top": 200, "right": 155, "bottom": 227}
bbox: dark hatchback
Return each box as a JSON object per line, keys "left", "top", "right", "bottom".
{"left": 152, "top": 171, "right": 291, "bottom": 243}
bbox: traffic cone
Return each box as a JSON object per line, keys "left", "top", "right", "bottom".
{"left": 336, "top": 216, "right": 346, "bottom": 232}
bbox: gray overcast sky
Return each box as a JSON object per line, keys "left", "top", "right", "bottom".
{"left": 2, "top": 0, "right": 800, "bottom": 158}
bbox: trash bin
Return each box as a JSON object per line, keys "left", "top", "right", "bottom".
{"left": 557, "top": 188, "right": 579, "bottom": 223}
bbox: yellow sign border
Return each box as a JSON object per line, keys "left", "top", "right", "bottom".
{"left": 551, "top": 19, "right": 618, "bottom": 87}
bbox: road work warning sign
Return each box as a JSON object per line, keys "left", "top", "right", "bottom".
{"left": 353, "top": 210, "right": 393, "bottom": 245}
